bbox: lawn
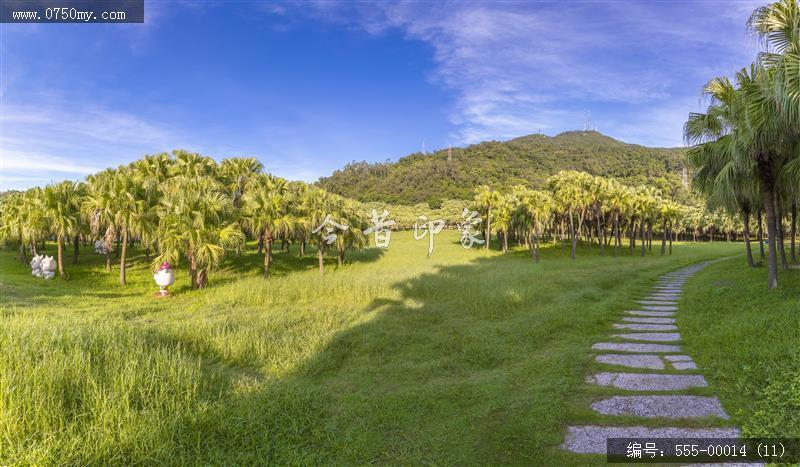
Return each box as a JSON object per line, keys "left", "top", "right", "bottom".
{"left": 2, "top": 232, "right": 791, "bottom": 464}
{"left": 679, "top": 255, "right": 800, "bottom": 438}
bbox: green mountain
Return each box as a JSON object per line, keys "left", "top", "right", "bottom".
{"left": 317, "top": 131, "right": 689, "bottom": 205}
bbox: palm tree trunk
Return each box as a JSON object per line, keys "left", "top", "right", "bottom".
{"left": 647, "top": 222, "right": 653, "bottom": 251}
{"left": 485, "top": 205, "right": 492, "bottom": 251}
{"left": 640, "top": 221, "right": 646, "bottom": 257}
{"left": 337, "top": 246, "right": 344, "bottom": 266}
{"left": 188, "top": 246, "right": 198, "bottom": 288}
{"left": 533, "top": 230, "right": 541, "bottom": 262}
{"left": 299, "top": 240, "right": 305, "bottom": 258}
{"left": 20, "top": 239, "right": 29, "bottom": 264}
{"left": 743, "top": 211, "right": 755, "bottom": 268}
{"left": 196, "top": 268, "right": 208, "bottom": 288}
{"left": 318, "top": 245, "right": 325, "bottom": 275}
{"left": 613, "top": 213, "right": 620, "bottom": 257}
{"left": 119, "top": 229, "right": 128, "bottom": 285}
{"left": 761, "top": 183, "right": 779, "bottom": 289}
{"left": 263, "top": 231, "right": 272, "bottom": 278}
{"left": 668, "top": 223, "right": 673, "bottom": 255}
{"left": 568, "top": 208, "right": 576, "bottom": 260}
{"left": 791, "top": 201, "right": 797, "bottom": 263}
{"left": 502, "top": 230, "right": 508, "bottom": 253}
{"left": 72, "top": 234, "right": 80, "bottom": 264}
{"left": 57, "top": 235, "right": 65, "bottom": 278}
{"left": 596, "top": 207, "right": 604, "bottom": 256}
{"left": 757, "top": 209, "right": 765, "bottom": 259}
{"left": 775, "top": 192, "right": 789, "bottom": 271}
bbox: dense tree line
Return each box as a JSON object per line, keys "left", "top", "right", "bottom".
{"left": 318, "top": 131, "right": 689, "bottom": 205}
{"left": 0, "top": 151, "right": 369, "bottom": 287}
{"left": 464, "top": 171, "right": 740, "bottom": 262}
{"left": 684, "top": 0, "right": 800, "bottom": 288}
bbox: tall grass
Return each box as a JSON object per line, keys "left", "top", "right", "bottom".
{"left": 0, "top": 232, "right": 744, "bottom": 463}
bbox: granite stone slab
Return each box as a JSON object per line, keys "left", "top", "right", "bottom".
{"left": 586, "top": 372, "right": 708, "bottom": 390}
{"left": 591, "top": 342, "right": 682, "bottom": 353}
{"left": 613, "top": 332, "right": 681, "bottom": 342}
{"left": 591, "top": 395, "right": 729, "bottom": 419}
{"left": 562, "top": 425, "right": 739, "bottom": 454}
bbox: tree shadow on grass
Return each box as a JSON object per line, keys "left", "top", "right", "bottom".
{"left": 98, "top": 248, "right": 649, "bottom": 465}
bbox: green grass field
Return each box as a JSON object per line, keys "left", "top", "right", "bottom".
{"left": 0, "top": 232, "right": 796, "bottom": 464}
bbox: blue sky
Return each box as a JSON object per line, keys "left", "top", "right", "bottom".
{"left": 1, "top": 0, "right": 763, "bottom": 190}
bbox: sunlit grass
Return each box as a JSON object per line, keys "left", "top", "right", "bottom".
{"left": 0, "top": 233, "right": 750, "bottom": 463}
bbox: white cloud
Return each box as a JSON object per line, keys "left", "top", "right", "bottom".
{"left": 0, "top": 99, "right": 177, "bottom": 189}
{"left": 304, "top": 1, "right": 763, "bottom": 147}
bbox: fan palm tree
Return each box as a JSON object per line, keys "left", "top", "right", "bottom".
{"left": 241, "top": 174, "right": 295, "bottom": 278}
{"left": 517, "top": 188, "right": 552, "bottom": 262}
{"left": 156, "top": 175, "right": 244, "bottom": 288}
{"left": 41, "top": 181, "right": 82, "bottom": 278}
{"left": 473, "top": 185, "right": 501, "bottom": 251}
{"left": 220, "top": 157, "right": 264, "bottom": 208}
{"left": 303, "top": 187, "right": 334, "bottom": 275}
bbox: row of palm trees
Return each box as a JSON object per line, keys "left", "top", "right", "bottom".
{"left": 4, "top": 157, "right": 776, "bottom": 289}
{"left": 684, "top": 0, "right": 800, "bottom": 288}
{"left": 0, "top": 151, "right": 368, "bottom": 287}
{"left": 471, "top": 171, "right": 697, "bottom": 262}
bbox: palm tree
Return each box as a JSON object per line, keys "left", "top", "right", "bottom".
{"left": 492, "top": 194, "right": 514, "bottom": 253}
{"left": 107, "top": 169, "right": 153, "bottom": 285}
{"left": 333, "top": 199, "right": 367, "bottom": 265}
{"left": 473, "top": 185, "right": 501, "bottom": 251}
{"left": 83, "top": 169, "right": 118, "bottom": 272}
{"left": 219, "top": 157, "right": 264, "bottom": 208}
{"left": 685, "top": 63, "right": 794, "bottom": 287}
{"left": 548, "top": 171, "right": 592, "bottom": 259}
{"left": 302, "top": 188, "right": 332, "bottom": 275}
{"left": 41, "top": 181, "right": 82, "bottom": 278}
{"left": 241, "top": 174, "right": 295, "bottom": 278}
{"left": 606, "top": 180, "right": 632, "bottom": 257}
{"left": 517, "top": 188, "right": 552, "bottom": 262}
{"left": 156, "top": 175, "right": 244, "bottom": 288}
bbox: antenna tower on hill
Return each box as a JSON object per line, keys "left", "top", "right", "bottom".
{"left": 583, "top": 109, "right": 596, "bottom": 132}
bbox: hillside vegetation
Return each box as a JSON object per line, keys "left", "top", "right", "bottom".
{"left": 318, "top": 131, "right": 688, "bottom": 205}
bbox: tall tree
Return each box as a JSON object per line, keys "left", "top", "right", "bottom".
{"left": 41, "top": 181, "right": 82, "bottom": 279}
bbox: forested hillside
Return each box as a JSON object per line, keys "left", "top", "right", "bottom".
{"left": 317, "top": 131, "right": 688, "bottom": 205}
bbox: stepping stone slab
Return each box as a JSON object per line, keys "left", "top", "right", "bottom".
{"left": 664, "top": 355, "right": 692, "bottom": 362}
{"left": 562, "top": 425, "right": 740, "bottom": 454}
{"left": 665, "top": 355, "right": 699, "bottom": 370}
{"left": 591, "top": 395, "right": 729, "bottom": 419}
{"left": 595, "top": 354, "right": 664, "bottom": 370}
{"left": 613, "top": 332, "right": 681, "bottom": 342}
{"left": 586, "top": 372, "right": 707, "bottom": 390}
{"left": 622, "top": 317, "right": 676, "bottom": 324}
{"left": 626, "top": 310, "right": 675, "bottom": 317}
{"left": 613, "top": 323, "right": 678, "bottom": 331}
{"left": 592, "top": 342, "right": 682, "bottom": 353}
{"left": 638, "top": 300, "right": 678, "bottom": 306}
{"left": 641, "top": 305, "right": 678, "bottom": 311}
{"left": 672, "top": 361, "right": 698, "bottom": 370}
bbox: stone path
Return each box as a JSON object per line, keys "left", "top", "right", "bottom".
{"left": 563, "top": 263, "right": 740, "bottom": 456}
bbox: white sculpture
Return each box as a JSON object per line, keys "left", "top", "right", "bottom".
{"left": 40, "top": 255, "right": 57, "bottom": 280}
{"left": 153, "top": 262, "right": 175, "bottom": 296}
{"left": 94, "top": 240, "right": 110, "bottom": 255}
{"left": 30, "top": 254, "right": 44, "bottom": 277}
